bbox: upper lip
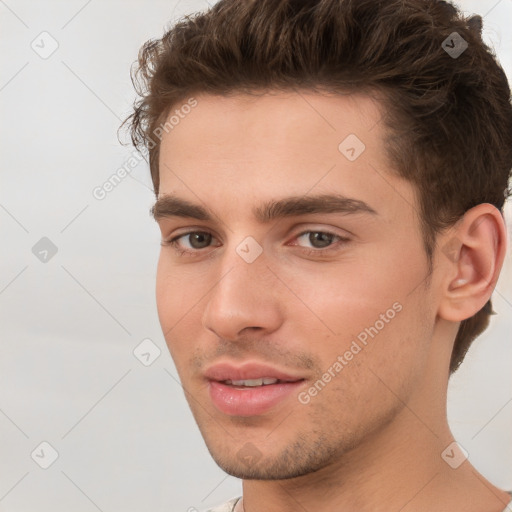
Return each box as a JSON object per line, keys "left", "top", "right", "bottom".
{"left": 204, "top": 362, "right": 305, "bottom": 382}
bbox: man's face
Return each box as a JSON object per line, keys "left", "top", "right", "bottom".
{"left": 155, "top": 91, "right": 438, "bottom": 479}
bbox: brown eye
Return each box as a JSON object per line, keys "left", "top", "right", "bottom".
{"left": 187, "top": 232, "right": 212, "bottom": 249}
{"left": 291, "top": 230, "right": 350, "bottom": 257}
{"left": 162, "top": 231, "right": 217, "bottom": 253}
{"left": 296, "top": 231, "right": 338, "bottom": 249}
{"left": 307, "top": 232, "right": 336, "bottom": 248}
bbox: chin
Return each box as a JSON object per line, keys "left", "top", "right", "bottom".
{"left": 203, "top": 434, "right": 343, "bottom": 481}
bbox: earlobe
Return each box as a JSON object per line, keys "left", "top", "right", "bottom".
{"left": 437, "top": 204, "right": 507, "bottom": 323}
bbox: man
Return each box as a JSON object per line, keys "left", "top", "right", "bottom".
{"left": 121, "top": 0, "right": 512, "bottom": 510}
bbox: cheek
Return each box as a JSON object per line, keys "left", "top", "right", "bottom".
{"left": 156, "top": 253, "right": 203, "bottom": 319}
{"left": 155, "top": 255, "right": 174, "bottom": 329}
{"left": 155, "top": 253, "right": 213, "bottom": 359}
{"left": 298, "top": 288, "right": 430, "bottom": 423}
{"left": 155, "top": 255, "right": 194, "bottom": 342}
{"left": 288, "top": 262, "right": 404, "bottom": 339}
{"left": 286, "top": 248, "right": 430, "bottom": 369}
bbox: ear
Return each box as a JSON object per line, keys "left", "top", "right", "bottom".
{"left": 437, "top": 204, "right": 507, "bottom": 322}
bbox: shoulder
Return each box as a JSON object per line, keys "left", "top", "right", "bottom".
{"left": 202, "top": 496, "right": 242, "bottom": 512}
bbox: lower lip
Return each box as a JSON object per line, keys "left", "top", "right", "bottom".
{"left": 208, "top": 380, "right": 304, "bottom": 416}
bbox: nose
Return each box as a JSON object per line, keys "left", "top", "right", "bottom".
{"left": 201, "top": 246, "right": 284, "bottom": 341}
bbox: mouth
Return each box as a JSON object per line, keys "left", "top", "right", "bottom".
{"left": 222, "top": 377, "right": 297, "bottom": 387}
{"left": 204, "top": 362, "right": 306, "bottom": 417}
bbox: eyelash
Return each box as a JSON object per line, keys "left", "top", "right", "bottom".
{"left": 161, "top": 229, "right": 350, "bottom": 258}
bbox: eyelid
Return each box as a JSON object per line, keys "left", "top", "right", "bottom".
{"left": 162, "top": 226, "right": 351, "bottom": 258}
{"left": 162, "top": 225, "right": 219, "bottom": 242}
{"left": 289, "top": 224, "right": 351, "bottom": 242}
{"left": 288, "top": 229, "right": 350, "bottom": 251}
{"left": 162, "top": 229, "right": 220, "bottom": 248}
{"left": 293, "top": 229, "right": 343, "bottom": 238}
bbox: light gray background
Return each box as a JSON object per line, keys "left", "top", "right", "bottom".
{"left": 1, "top": 1, "right": 511, "bottom": 511}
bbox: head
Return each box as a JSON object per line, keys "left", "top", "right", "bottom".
{"left": 121, "top": 0, "right": 512, "bottom": 479}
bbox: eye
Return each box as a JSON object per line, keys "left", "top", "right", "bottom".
{"left": 289, "top": 230, "right": 350, "bottom": 257}
{"left": 161, "top": 231, "right": 218, "bottom": 255}
{"left": 295, "top": 231, "right": 339, "bottom": 249}
{"left": 162, "top": 228, "right": 350, "bottom": 259}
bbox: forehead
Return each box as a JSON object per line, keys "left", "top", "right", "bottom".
{"left": 157, "top": 90, "right": 416, "bottom": 224}
{"left": 160, "top": 89, "right": 384, "bottom": 159}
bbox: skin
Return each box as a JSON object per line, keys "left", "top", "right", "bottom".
{"left": 153, "top": 90, "right": 509, "bottom": 512}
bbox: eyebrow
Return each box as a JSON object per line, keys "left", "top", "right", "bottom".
{"left": 151, "top": 193, "right": 377, "bottom": 223}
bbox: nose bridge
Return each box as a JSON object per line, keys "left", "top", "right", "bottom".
{"left": 202, "top": 239, "right": 282, "bottom": 339}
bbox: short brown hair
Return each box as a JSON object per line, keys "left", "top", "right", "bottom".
{"left": 121, "top": 0, "right": 512, "bottom": 374}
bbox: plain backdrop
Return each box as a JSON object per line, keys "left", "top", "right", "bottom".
{"left": 1, "top": 1, "right": 511, "bottom": 511}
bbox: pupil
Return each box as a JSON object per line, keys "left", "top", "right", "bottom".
{"left": 190, "top": 232, "right": 211, "bottom": 249}
{"left": 310, "top": 232, "right": 333, "bottom": 248}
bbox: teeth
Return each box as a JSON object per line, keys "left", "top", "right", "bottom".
{"left": 226, "top": 378, "right": 279, "bottom": 387}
